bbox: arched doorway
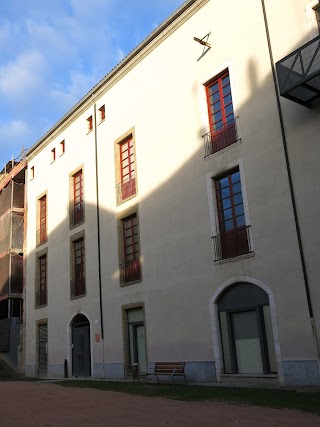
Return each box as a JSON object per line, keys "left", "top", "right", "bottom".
{"left": 217, "top": 282, "right": 277, "bottom": 375}
{"left": 71, "top": 314, "right": 91, "bottom": 377}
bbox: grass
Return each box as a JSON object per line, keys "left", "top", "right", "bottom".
{"left": 57, "top": 380, "right": 320, "bottom": 416}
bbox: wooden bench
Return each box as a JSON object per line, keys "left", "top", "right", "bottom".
{"left": 145, "top": 362, "right": 187, "bottom": 385}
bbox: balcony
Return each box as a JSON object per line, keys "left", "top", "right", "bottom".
{"left": 212, "top": 225, "right": 253, "bottom": 262}
{"left": 70, "top": 202, "right": 84, "bottom": 227}
{"left": 36, "top": 228, "right": 47, "bottom": 246}
{"left": 276, "top": 36, "right": 320, "bottom": 106}
{"left": 35, "top": 288, "right": 47, "bottom": 307}
{"left": 71, "top": 277, "right": 86, "bottom": 298}
{"left": 203, "top": 119, "right": 238, "bottom": 158}
{"left": 116, "top": 176, "right": 136, "bottom": 203}
{"left": 120, "top": 258, "right": 141, "bottom": 284}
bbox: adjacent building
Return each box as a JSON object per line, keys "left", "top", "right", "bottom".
{"left": 0, "top": 156, "right": 26, "bottom": 369}
{"left": 24, "top": 0, "right": 320, "bottom": 385}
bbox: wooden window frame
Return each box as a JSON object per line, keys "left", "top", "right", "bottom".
{"left": 114, "top": 128, "right": 138, "bottom": 205}
{"left": 70, "top": 233, "right": 86, "bottom": 298}
{"left": 214, "top": 169, "right": 250, "bottom": 259}
{"left": 117, "top": 205, "right": 142, "bottom": 286}
{"left": 70, "top": 168, "right": 84, "bottom": 228}
{"left": 204, "top": 70, "right": 237, "bottom": 154}
{"left": 35, "top": 248, "right": 48, "bottom": 308}
{"left": 37, "top": 194, "right": 47, "bottom": 246}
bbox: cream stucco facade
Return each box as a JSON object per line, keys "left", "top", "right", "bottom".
{"left": 24, "top": 0, "right": 320, "bottom": 385}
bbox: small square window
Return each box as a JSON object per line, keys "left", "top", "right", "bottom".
{"left": 51, "top": 148, "right": 56, "bottom": 163}
{"left": 30, "top": 166, "right": 35, "bottom": 179}
{"left": 60, "top": 140, "right": 65, "bottom": 156}
{"left": 87, "top": 116, "right": 93, "bottom": 133}
{"left": 99, "top": 105, "right": 105, "bottom": 122}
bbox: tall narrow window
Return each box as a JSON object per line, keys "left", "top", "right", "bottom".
{"left": 36, "top": 255, "right": 47, "bottom": 307}
{"left": 71, "top": 237, "right": 85, "bottom": 297}
{"left": 71, "top": 170, "right": 84, "bottom": 227}
{"left": 213, "top": 169, "right": 252, "bottom": 260}
{"left": 117, "top": 136, "right": 136, "bottom": 202}
{"left": 204, "top": 71, "right": 237, "bottom": 156}
{"left": 120, "top": 213, "right": 141, "bottom": 284}
{"left": 37, "top": 195, "right": 47, "bottom": 245}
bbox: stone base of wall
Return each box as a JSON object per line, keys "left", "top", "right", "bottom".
{"left": 282, "top": 360, "right": 320, "bottom": 386}
{"left": 104, "top": 363, "right": 125, "bottom": 379}
{"left": 25, "top": 364, "right": 36, "bottom": 377}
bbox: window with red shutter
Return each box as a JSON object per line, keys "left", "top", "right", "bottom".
{"left": 72, "top": 170, "right": 84, "bottom": 226}
{"left": 121, "top": 213, "right": 141, "bottom": 284}
{"left": 72, "top": 237, "right": 86, "bottom": 297}
{"left": 119, "top": 136, "right": 136, "bottom": 201}
{"left": 38, "top": 195, "right": 47, "bottom": 245}
{"left": 204, "top": 71, "right": 237, "bottom": 156}
{"left": 214, "top": 169, "right": 251, "bottom": 260}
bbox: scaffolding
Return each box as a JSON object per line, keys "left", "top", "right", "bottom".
{"left": 0, "top": 155, "right": 26, "bottom": 322}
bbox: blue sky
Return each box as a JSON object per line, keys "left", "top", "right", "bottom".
{"left": 0, "top": 0, "right": 185, "bottom": 168}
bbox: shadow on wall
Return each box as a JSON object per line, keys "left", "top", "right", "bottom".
{"left": 23, "top": 30, "right": 320, "bottom": 382}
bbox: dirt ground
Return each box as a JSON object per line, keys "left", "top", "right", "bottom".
{"left": 0, "top": 381, "right": 319, "bottom": 426}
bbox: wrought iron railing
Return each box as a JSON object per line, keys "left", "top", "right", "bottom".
{"left": 276, "top": 35, "right": 320, "bottom": 106}
{"left": 35, "top": 288, "right": 47, "bottom": 307}
{"left": 70, "top": 277, "right": 86, "bottom": 297}
{"left": 36, "top": 228, "right": 47, "bottom": 246}
{"left": 203, "top": 119, "right": 238, "bottom": 158}
{"left": 116, "top": 176, "right": 136, "bottom": 203}
{"left": 120, "top": 258, "right": 141, "bottom": 284}
{"left": 212, "top": 225, "right": 253, "bottom": 262}
{"left": 70, "top": 202, "right": 84, "bottom": 227}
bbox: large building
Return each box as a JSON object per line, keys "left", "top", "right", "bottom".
{"left": 24, "top": 0, "right": 320, "bottom": 385}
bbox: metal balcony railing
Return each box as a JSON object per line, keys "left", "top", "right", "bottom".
{"left": 36, "top": 228, "right": 47, "bottom": 246}
{"left": 70, "top": 202, "right": 84, "bottom": 227}
{"left": 70, "top": 277, "right": 86, "bottom": 298}
{"left": 120, "top": 258, "right": 141, "bottom": 284}
{"left": 276, "top": 35, "right": 320, "bottom": 106}
{"left": 116, "top": 176, "right": 136, "bottom": 203}
{"left": 212, "top": 225, "right": 253, "bottom": 262}
{"left": 203, "top": 119, "right": 238, "bottom": 158}
{"left": 36, "top": 288, "right": 47, "bottom": 307}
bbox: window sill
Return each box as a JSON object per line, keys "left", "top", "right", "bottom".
{"left": 116, "top": 193, "right": 138, "bottom": 207}
{"left": 35, "top": 303, "right": 47, "bottom": 309}
{"left": 69, "top": 220, "right": 85, "bottom": 231}
{"left": 120, "top": 278, "right": 142, "bottom": 287}
{"left": 70, "top": 293, "right": 86, "bottom": 300}
{"left": 98, "top": 119, "right": 105, "bottom": 125}
{"left": 204, "top": 139, "right": 241, "bottom": 161}
{"left": 86, "top": 129, "right": 93, "bottom": 135}
{"left": 214, "top": 251, "right": 255, "bottom": 265}
{"left": 36, "top": 240, "right": 48, "bottom": 248}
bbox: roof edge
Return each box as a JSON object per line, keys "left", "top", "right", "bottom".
{"left": 26, "top": 0, "right": 200, "bottom": 158}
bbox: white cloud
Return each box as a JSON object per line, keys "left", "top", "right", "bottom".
{"left": 0, "top": 51, "right": 47, "bottom": 101}
{"left": 0, "top": 120, "right": 31, "bottom": 161}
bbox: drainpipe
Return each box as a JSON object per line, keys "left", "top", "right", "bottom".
{"left": 261, "top": 0, "right": 320, "bottom": 364}
{"left": 93, "top": 102, "right": 105, "bottom": 377}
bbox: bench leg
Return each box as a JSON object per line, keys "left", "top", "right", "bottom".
{"left": 184, "top": 374, "right": 188, "bottom": 385}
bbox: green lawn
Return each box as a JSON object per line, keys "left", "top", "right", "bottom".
{"left": 57, "top": 380, "right": 320, "bottom": 416}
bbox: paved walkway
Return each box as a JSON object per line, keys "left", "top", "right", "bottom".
{"left": 1, "top": 381, "right": 319, "bottom": 426}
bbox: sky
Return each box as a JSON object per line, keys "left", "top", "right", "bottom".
{"left": 0, "top": 0, "right": 185, "bottom": 169}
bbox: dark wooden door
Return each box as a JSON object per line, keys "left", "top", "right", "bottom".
{"left": 72, "top": 324, "right": 91, "bottom": 377}
{"left": 38, "top": 323, "right": 48, "bottom": 375}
